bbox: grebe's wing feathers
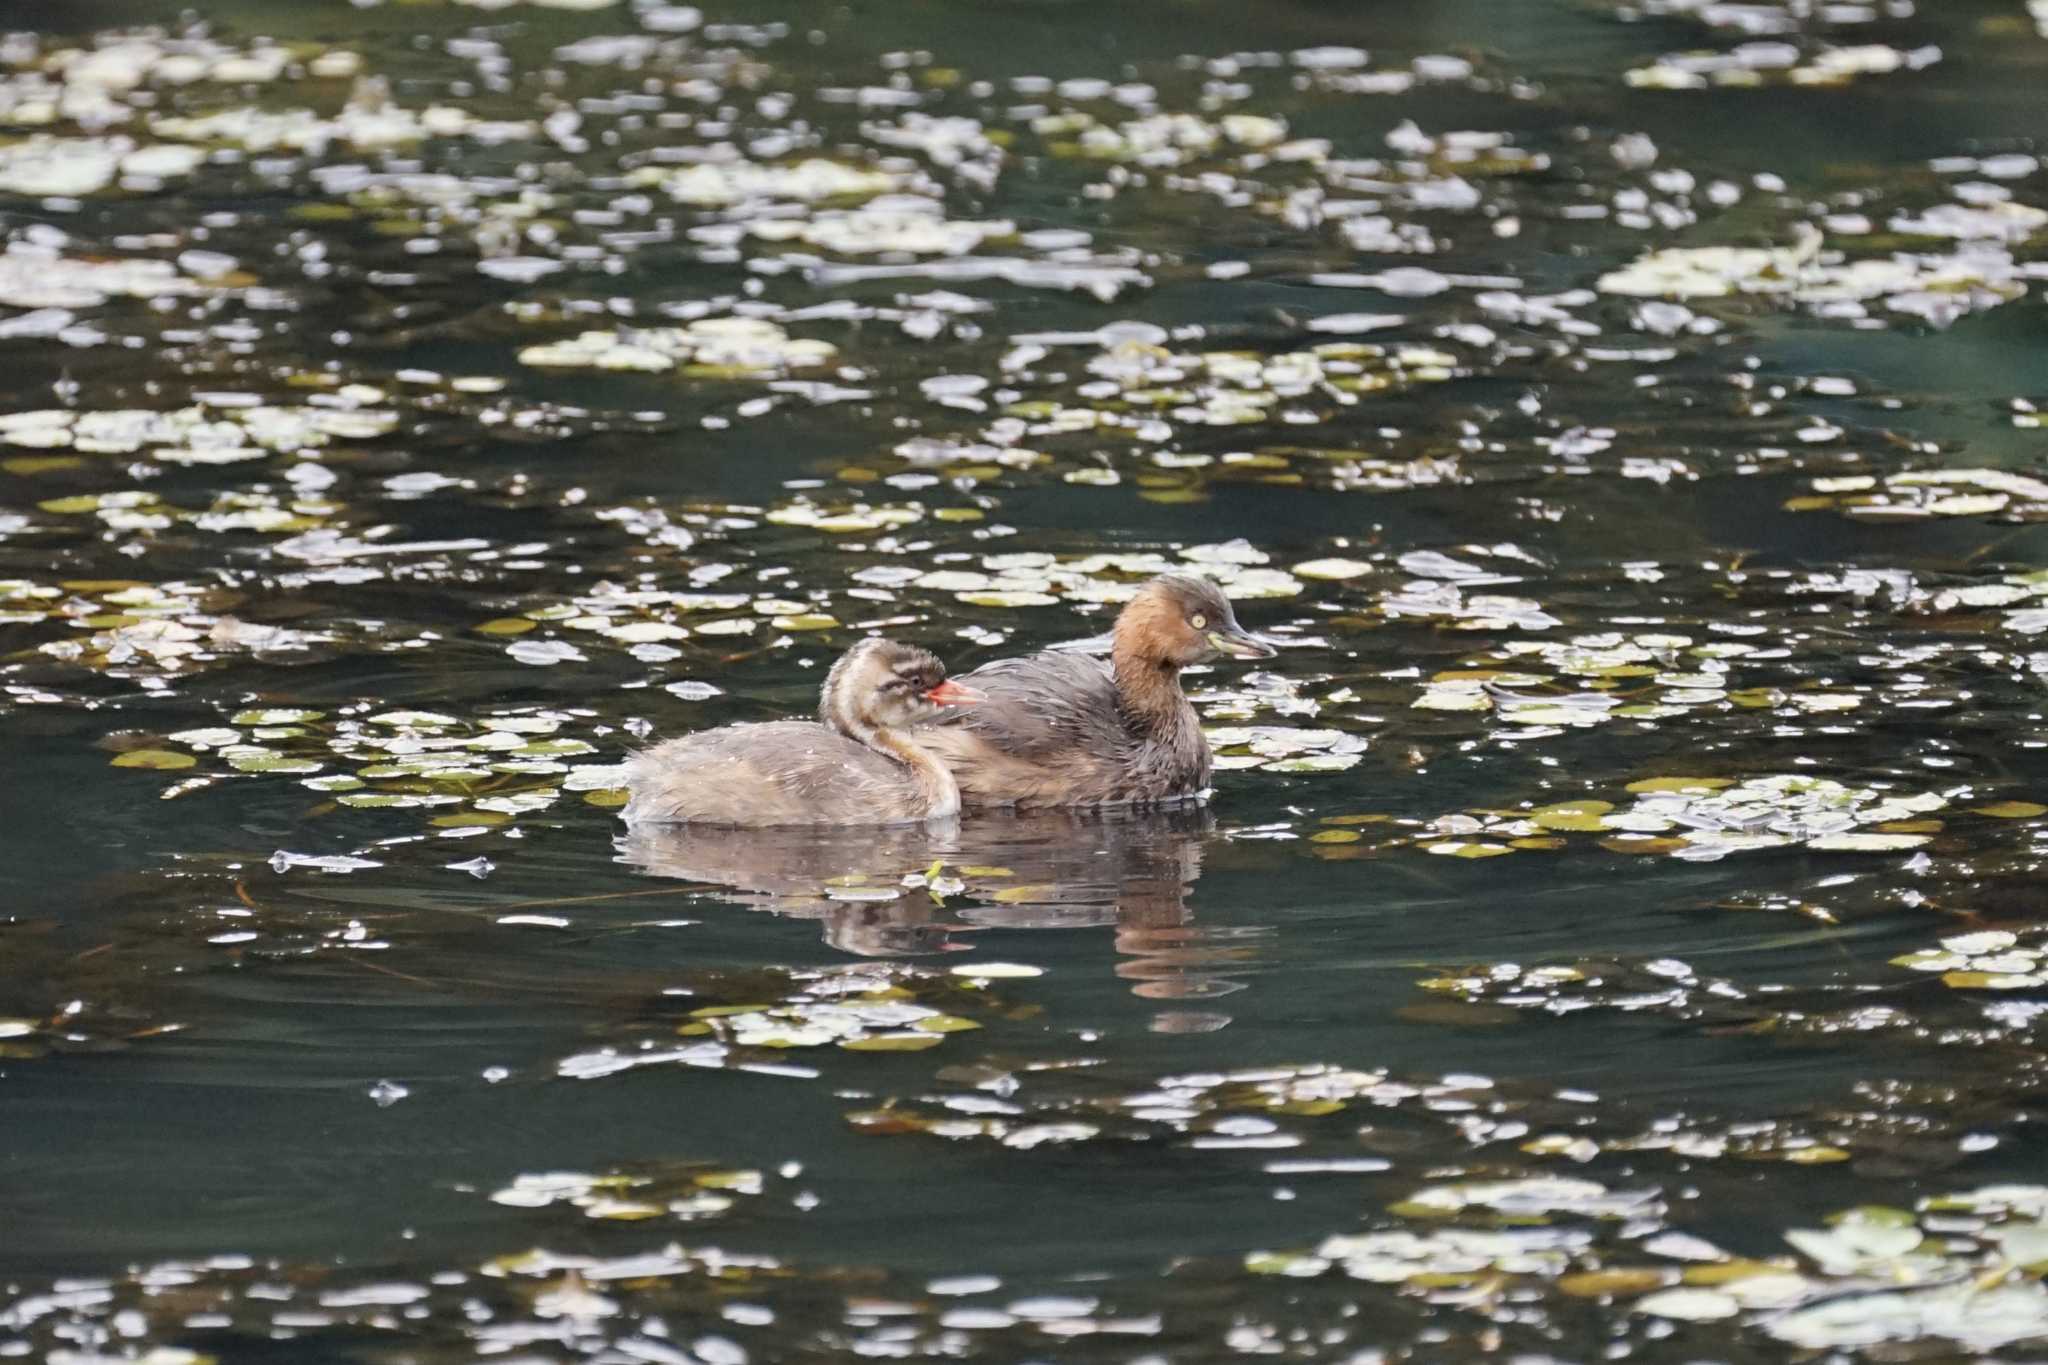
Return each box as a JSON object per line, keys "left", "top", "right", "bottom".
{"left": 934, "top": 649, "right": 1124, "bottom": 758}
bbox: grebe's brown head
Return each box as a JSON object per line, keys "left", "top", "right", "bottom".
{"left": 1113, "top": 575, "right": 1276, "bottom": 669}
{"left": 820, "top": 638, "right": 984, "bottom": 736}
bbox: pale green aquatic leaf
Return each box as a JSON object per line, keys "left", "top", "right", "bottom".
{"left": 840, "top": 1034, "right": 944, "bottom": 1052}
{"left": 336, "top": 792, "right": 460, "bottom": 809}
{"left": 1400, "top": 1177, "right": 1660, "bottom": 1219}
{"left": 1942, "top": 970, "right": 2047, "bottom": 989}
{"left": 1531, "top": 800, "right": 1614, "bottom": 832}
{"left": 1549, "top": 1268, "right": 1666, "bottom": 1298}
{"left": 232, "top": 708, "right": 323, "bottom": 725}
{"left": 1625, "top": 776, "right": 1732, "bottom": 794}
{"left": 911, "top": 1015, "right": 981, "bottom": 1034}
{"left": 1976, "top": 801, "right": 2048, "bottom": 818}
{"left": 1413, "top": 682, "right": 1493, "bottom": 712}
{"left": 225, "top": 750, "right": 323, "bottom": 774}
{"left": 1785, "top": 1217, "right": 1924, "bottom": 1273}
{"left": 111, "top": 749, "right": 196, "bottom": 770}
{"left": 1426, "top": 841, "right": 1515, "bottom": 858}
{"left": 1634, "top": 1287, "right": 1739, "bottom": 1321}
{"left": 1245, "top": 1251, "right": 1331, "bottom": 1277}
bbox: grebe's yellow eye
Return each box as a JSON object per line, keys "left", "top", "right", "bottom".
{"left": 1189, "top": 613, "right": 1207, "bottom": 630}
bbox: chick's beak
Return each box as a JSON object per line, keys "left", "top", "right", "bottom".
{"left": 923, "top": 679, "right": 986, "bottom": 706}
{"left": 1208, "top": 626, "right": 1278, "bottom": 660}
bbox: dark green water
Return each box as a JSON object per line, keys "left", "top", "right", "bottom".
{"left": 5, "top": 0, "right": 2048, "bottom": 1359}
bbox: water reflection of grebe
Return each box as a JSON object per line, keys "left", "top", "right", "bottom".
{"left": 618, "top": 807, "right": 1254, "bottom": 1025}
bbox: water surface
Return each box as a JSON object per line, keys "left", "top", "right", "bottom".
{"left": 5, "top": 0, "right": 2048, "bottom": 1359}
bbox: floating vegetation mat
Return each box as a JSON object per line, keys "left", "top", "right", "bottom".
{"left": 557, "top": 963, "right": 1027, "bottom": 1079}
{"left": 1893, "top": 926, "right": 2048, "bottom": 992}
{"left": 519, "top": 317, "right": 839, "bottom": 376}
{"left": 119, "top": 704, "right": 623, "bottom": 825}
{"left": 1420, "top": 774, "right": 1967, "bottom": 861}
{"left": 1792, "top": 468, "right": 2048, "bottom": 522}
{"left": 1251, "top": 1185, "right": 2048, "bottom": 1351}
{"left": 1298, "top": 773, "right": 2048, "bottom": 864}
{"left": 487, "top": 1160, "right": 765, "bottom": 1223}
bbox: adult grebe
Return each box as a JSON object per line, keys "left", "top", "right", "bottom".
{"left": 918, "top": 575, "right": 1274, "bottom": 808}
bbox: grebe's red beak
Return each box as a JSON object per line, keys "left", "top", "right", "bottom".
{"left": 923, "top": 679, "right": 986, "bottom": 706}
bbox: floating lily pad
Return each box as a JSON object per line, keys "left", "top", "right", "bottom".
{"left": 110, "top": 748, "right": 195, "bottom": 770}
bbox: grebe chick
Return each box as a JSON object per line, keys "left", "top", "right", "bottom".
{"left": 919, "top": 574, "right": 1275, "bottom": 809}
{"left": 621, "top": 639, "right": 983, "bottom": 827}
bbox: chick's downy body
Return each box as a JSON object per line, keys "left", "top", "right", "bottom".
{"left": 621, "top": 639, "right": 980, "bottom": 827}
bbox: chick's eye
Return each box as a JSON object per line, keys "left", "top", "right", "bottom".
{"left": 1189, "top": 613, "right": 1208, "bottom": 630}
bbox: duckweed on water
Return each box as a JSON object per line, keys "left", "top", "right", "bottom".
{"left": 0, "top": 398, "right": 398, "bottom": 460}
{"left": 0, "top": 240, "right": 226, "bottom": 309}
{"left": 0, "top": 134, "right": 208, "bottom": 196}
{"left": 632, "top": 156, "right": 906, "bottom": 207}
{"left": 150, "top": 98, "right": 536, "bottom": 156}
{"left": 1794, "top": 467, "right": 2048, "bottom": 521}
{"left": 1253, "top": 1186, "right": 2048, "bottom": 1350}
{"left": 558, "top": 964, "right": 1015, "bottom": 1078}
{"left": 1626, "top": 44, "right": 1942, "bottom": 90}
{"left": 1596, "top": 220, "right": 2043, "bottom": 327}
{"left": 1416, "top": 775, "right": 1973, "bottom": 861}
{"left": 518, "top": 318, "right": 838, "bottom": 376}
{"left": 1894, "top": 928, "right": 2048, "bottom": 991}
{"left": 130, "top": 704, "right": 620, "bottom": 822}
{"left": 489, "top": 1161, "right": 763, "bottom": 1222}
